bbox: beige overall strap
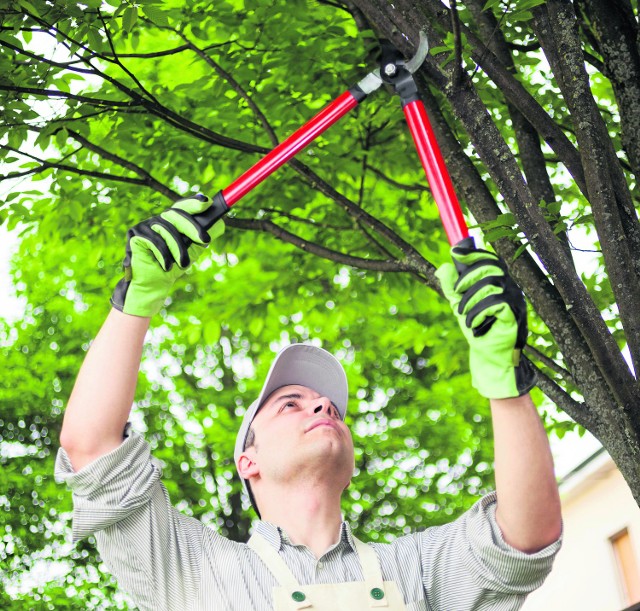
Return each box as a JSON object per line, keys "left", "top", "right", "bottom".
{"left": 353, "top": 537, "right": 390, "bottom": 608}
{"left": 248, "top": 534, "right": 312, "bottom": 610}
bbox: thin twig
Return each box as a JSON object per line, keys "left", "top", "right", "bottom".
{"left": 174, "top": 31, "right": 279, "bottom": 146}
{"left": 0, "top": 85, "right": 138, "bottom": 109}
{"left": 260, "top": 207, "right": 351, "bottom": 231}
{"left": 65, "top": 130, "right": 181, "bottom": 200}
{"left": 1, "top": 145, "right": 175, "bottom": 192}
{"left": 368, "top": 166, "right": 428, "bottom": 193}
{"left": 524, "top": 343, "right": 577, "bottom": 387}
{"left": 98, "top": 10, "right": 162, "bottom": 106}
{"left": 450, "top": 0, "right": 464, "bottom": 85}
{"left": 533, "top": 365, "right": 596, "bottom": 432}
{"left": 226, "top": 217, "right": 415, "bottom": 273}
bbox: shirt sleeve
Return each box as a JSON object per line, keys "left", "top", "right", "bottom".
{"left": 420, "top": 492, "right": 562, "bottom": 610}
{"left": 54, "top": 425, "right": 205, "bottom": 611}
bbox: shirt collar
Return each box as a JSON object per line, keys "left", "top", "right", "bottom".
{"left": 254, "top": 520, "right": 357, "bottom": 554}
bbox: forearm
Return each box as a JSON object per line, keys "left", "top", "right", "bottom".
{"left": 491, "top": 393, "right": 562, "bottom": 553}
{"left": 60, "top": 308, "right": 150, "bottom": 470}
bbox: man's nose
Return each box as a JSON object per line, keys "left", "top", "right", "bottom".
{"left": 312, "top": 397, "right": 334, "bottom": 416}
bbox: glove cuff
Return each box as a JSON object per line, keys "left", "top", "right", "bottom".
{"left": 515, "top": 356, "right": 538, "bottom": 396}
{"left": 471, "top": 354, "right": 538, "bottom": 399}
{"left": 110, "top": 277, "right": 128, "bottom": 313}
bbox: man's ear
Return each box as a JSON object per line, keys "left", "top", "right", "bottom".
{"left": 237, "top": 450, "right": 260, "bottom": 480}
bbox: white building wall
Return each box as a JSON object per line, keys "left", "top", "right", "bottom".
{"left": 523, "top": 453, "right": 640, "bottom": 611}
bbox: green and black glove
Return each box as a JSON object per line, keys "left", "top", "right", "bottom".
{"left": 111, "top": 194, "right": 226, "bottom": 317}
{"left": 435, "top": 245, "right": 536, "bottom": 399}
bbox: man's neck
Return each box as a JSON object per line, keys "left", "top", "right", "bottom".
{"left": 257, "top": 482, "right": 344, "bottom": 559}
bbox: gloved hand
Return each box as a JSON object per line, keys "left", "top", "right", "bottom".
{"left": 110, "top": 195, "right": 226, "bottom": 317}
{"left": 435, "top": 245, "right": 536, "bottom": 399}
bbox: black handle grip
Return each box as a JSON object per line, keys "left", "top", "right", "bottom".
{"left": 453, "top": 236, "right": 476, "bottom": 273}
{"left": 192, "top": 190, "right": 230, "bottom": 231}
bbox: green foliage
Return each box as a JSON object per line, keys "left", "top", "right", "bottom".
{"left": 0, "top": 0, "right": 629, "bottom": 606}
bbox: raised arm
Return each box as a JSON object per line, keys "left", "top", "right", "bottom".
{"left": 59, "top": 195, "right": 226, "bottom": 472}
{"left": 60, "top": 310, "right": 150, "bottom": 470}
{"left": 491, "top": 393, "right": 561, "bottom": 552}
{"left": 436, "top": 245, "right": 562, "bottom": 553}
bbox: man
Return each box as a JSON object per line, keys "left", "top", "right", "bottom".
{"left": 56, "top": 196, "right": 562, "bottom": 610}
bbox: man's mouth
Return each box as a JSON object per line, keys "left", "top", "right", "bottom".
{"left": 306, "top": 419, "right": 338, "bottom": 433}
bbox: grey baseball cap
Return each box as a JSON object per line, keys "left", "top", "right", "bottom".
{"left": 234, "top": 343, "right": 349, "bottom": 514}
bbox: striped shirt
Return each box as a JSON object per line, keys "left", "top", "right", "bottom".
{"left": 55, "top": 427, "right": 561, "bottom": 611}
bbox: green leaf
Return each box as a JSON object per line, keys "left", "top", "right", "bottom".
{"left": 87, "top": 28, "right": 103, "bottom": 52}
{"left": 547, "top": 200, "right": 562, "bottom": 216}
{"left": 122, "top": 6, "right": 138, "bottom": 34}
{"left": 143, "top": 5, "right": 169, "bottom": 26}
{"left": 483, "top": 0, "right": 504, "bottom": 11}
{"left": 249, "top": 317, "right": 264, "bottom": 336}
{"left": 4, "top": 191, "right": 22, "bottom": 203}
{"left": 55, "top": 127, "right": 69, "bottom": 148}
{"left": 17, "top": 0, "right": 41, "bottom": 17}
{"left": 484, "top": 226, "right": 517, "bottom": 241}
{"left": 513, "top": 242, "right": 529, "bottom": 259}
{"left": 515, "top": 0, "right": 545, "bottom": 10}
{"left": 430, "top": 45, "right": 451, "bottom": 56}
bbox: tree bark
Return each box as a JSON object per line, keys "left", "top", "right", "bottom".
{"left": 350, "top": 0, "right": 640, "bottom": 506}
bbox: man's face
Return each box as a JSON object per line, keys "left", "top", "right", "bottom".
{"left": 242, "top": 384, "right": 355, "bottom": 492}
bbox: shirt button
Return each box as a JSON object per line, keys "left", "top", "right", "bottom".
{"left": 370, "top": 587, "right": 385, "bottom": 600}
{"left": 317, "top": 561, "right": 324, "bottom": 569}
{"left": 291, "top": 591, "right": 306, "bottom": 602}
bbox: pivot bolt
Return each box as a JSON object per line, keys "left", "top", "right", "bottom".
{"left": 384, "top": 63, "right": 397, "bottom": 76}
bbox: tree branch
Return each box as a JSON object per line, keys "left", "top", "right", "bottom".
{"left": 533, "top": 365, "right": 600, "bottom": 433}
{"left": 583, "top": 49, "right": 605, "bottom": 73}
{"left": 103, "top": 44, "right": 190, "bottom": 59}
{"left": 367, "top": 165, "right": 428, "bottom": 193}
{"left": 97, "top": 10, "right": 162, "bottom": 107}
{"left": 445, "top": 15, "right": 590, "bottom": 201}
{"left": 538, "top": 1, "right": 640, "bottom": 378}
{"left": 64, "top": 130, "right": 181, "bottom": 200}
{"left": 465, "top": 0, "right": 575, "bottom": 267}
{"left": 14, "top": 20, "right": 273, "bottom": 157}
{"left": 524, "top": 343, "right": 577, "bottom": 388}
{"left": 450, "top": 0, "right": 464, "bottom": 85}
{"left": 226, "top": 217, "right": 416, "bottom": 273}
{"left": 1, "top": 159, "right": 145, "bottom": 187}
{"left": 169, "top": 28, "right": 280, "bottom": 147}
{"left": 260, "top": 207, "right": 351, "bottom": 231}
{"left": 0, "top": 38, "right": 95, "bottom": 75}
{"left": 403, "top": 4, "right": 640, "bottom": 414}
{"left": 1, "top": 168, "right": 43, "bottom": 182}
{"left": 0, "top": 85, "right": 138, "bottom": 109}
{"left": 1, "top": 145, "right": 177, "bottom": 194}
{"left": 287, "top": 158, "right": 439, "bottom": 285}
{"left": 354, "top": 130, "right": 398, "bottom": 259}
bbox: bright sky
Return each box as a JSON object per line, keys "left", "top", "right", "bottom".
{"left": 0, "top": 224, "right": 25, "bottom": 323}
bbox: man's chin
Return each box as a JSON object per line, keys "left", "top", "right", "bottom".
{"left": 299, "top": 443, "right": 354, "bottom": 478}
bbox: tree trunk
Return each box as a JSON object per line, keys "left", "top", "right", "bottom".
{"left": 351, "top": 0, "right": 640, "bottom": 506}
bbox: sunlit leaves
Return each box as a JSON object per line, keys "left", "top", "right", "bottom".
{"left": 1, "top": 0, "right": 630, "bottom": 606}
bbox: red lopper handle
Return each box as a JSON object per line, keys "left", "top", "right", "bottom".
{"left": 402, "top": 99, "right": 469, "bottom": 246}
{"left": 222, "top": 91, "right": 360, "bottom": 207}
